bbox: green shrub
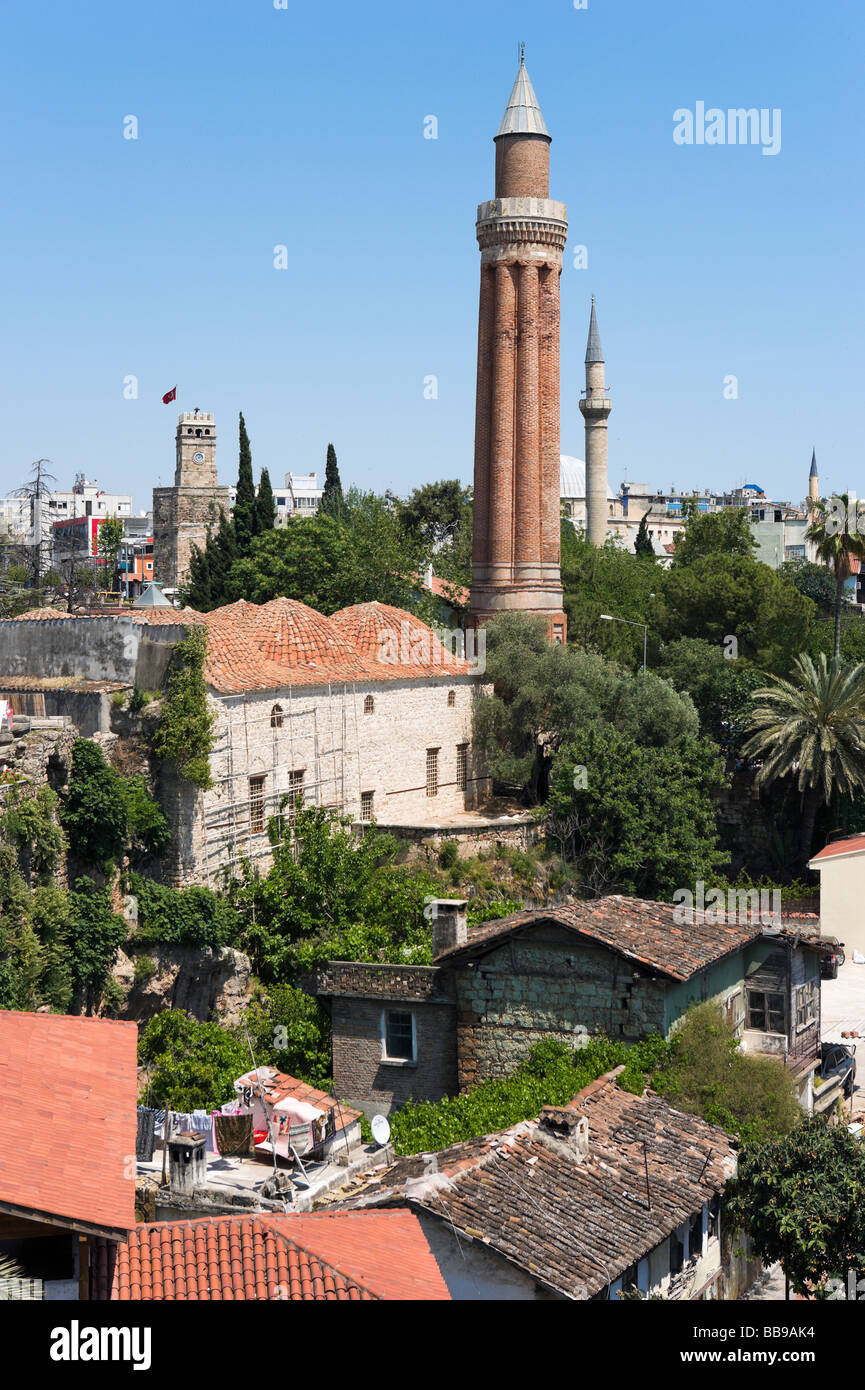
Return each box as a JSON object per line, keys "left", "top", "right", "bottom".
{"left": 129, "top": 874, "right": 241, "bottom": 950}
{"left": 438, "top": 840, "right": 460, "bottom": 871}
{"left": 133, "top": 955, "right": 158, "bottom": 986}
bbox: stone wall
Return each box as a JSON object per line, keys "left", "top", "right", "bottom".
{"left": 455, "top": 924, "right": 667, "bottom": 1090}
{"left": 109, "top": 944, "right": 254, "bottom": 1027}
{"left": 0, "top": 615, "right": 184, "bottom": 690}
{"left": 178, "top": 677, "right": 490, "bottom": 884}
{"left": 328, "top": 996, "right": 457, "bottom": 1119}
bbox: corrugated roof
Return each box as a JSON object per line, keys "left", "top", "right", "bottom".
{"left": 0, "top": 1011, "right": 137, "bottom": 1236}
{"left": 90, "top": 1211, "right": 450, "bottom": 1301}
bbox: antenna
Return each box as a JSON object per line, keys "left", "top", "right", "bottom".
{"left": 520, "top": 40, "right": 526, "bottom": 65}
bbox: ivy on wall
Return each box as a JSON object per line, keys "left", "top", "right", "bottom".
{"left": 151, "top": 626, "right": 215, "bottom": 789}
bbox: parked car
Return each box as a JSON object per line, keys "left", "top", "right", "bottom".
{"left": 821, "top": 1041, "right": 857, "bottom": 1098}
{"left": 821, "top": 941, "right": 846, "bottom": 980}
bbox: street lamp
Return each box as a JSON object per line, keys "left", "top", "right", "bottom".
{"left": 600, "top": 614, "right": 649, "bottom": 674}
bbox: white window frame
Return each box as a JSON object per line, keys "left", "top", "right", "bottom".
{"left": 380, "top": 1009, "right": 417, "bottom": 1067}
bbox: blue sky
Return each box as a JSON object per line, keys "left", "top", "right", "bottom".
{"left": 0, "top": 0, "right": 861, "bottom": 511}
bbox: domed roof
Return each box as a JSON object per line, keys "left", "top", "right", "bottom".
{"left": 330, "top": 602, "right": 472, "bottom": 675}
{"left": 560, "top": 455, "right": 617, "bottom": 502}
{"left": 204, "top": 597, "right": 374, "bottom": 693}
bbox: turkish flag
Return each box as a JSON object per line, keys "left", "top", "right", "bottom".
{"left": 162, "top": 386, "right": 177, "bottom": 404}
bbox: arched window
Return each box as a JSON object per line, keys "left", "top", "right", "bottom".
{"left": 270, "top": 704, "right": 284, "bottom": 729}
{"left": 364, "top": 695, "right": 375, "bottom": 715}
{"left": 447, "top": 690, "right": 456, "bottom": 708}
{"left": 195, "top": 429, "right": 202, "bottom": 437}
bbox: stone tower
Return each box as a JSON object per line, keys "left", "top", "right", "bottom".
{"left": 808, "top": 448, "right": 819, "bottom": 506}
{"left": 580, "top": 297, "right": 612, "bottom": 547}
{"left": 469, "top": 56, "right": 568, "bottom": 644}
{"left": 152, "top": 409, "right": 231, "bottom": 592}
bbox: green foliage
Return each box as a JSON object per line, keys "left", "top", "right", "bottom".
{"left": 671, "top": 506, "right": 756, "bottom": 566}
{"left": 398, "top": 480, "right": 473, "bottom": 588}
{"left": 472, "top": 612, "right": 699, "bottom": 801}
{"left": 255, "top": 467, "right": 276, "bottom": 533}
{"left": 658, "top": 638, "right": 766, "bottom": 754}
{"left": 128, "top": 873, "right": 241, "bottom": 950}
{"left": 808, "top": 615, "right": 865, "bottom": 666}
{"left": 184, "top": 542, "right": 211, "bottom": 611}
{"left": 138, "top": 1010, "right": 250, "bottom": 1111}
{"left": 807, "top": 495, "right": 865, "bottom": 660}
{"left": 66, "top": 877, "right": 127, "bottom": 1015}
{"left": 560, "top": 536, "right": 660, "bottom": 666}
{"left": 743, "top": 652, "right": 865, "bottom": 863}
{"left": 652, "top": 1003, "right": 800, "bottom": 1144}
{"left": 233, "top": 412, "right": 258, "bottom": 553}
{"left": 467, "top": 898, "right": 524, "bottom": 926}
{"left": 129, "top": 687, "right": 152, "bottom": 712}
{"left": 726, "top": 1115, "right": 865, "bottom": 1296}
{"left": 779, "top": 559, "right": 837, "bottom": 612}
{"left": 152, "top": 626, "right": 215, "bottom": 789}
{"left": 59, "top": 739, "right": 169, "bottom": 867}
{"left": 634, "top": 512, "right": 655, "bottom": 559}
{"left": 230, "top": 806, "right": 435, "bottom": 980}
{"left": 658, "top": 553, "right": 814, "bottom": 675}
{"left": 60, "top": 740, "right": 128, "bottom": 867}
{"left": 241, "top": 983, "right": 332, "bottom": 1090}
{"left": 0, "top": 846, "right": 42, "bottom": 1010}
{"left": 221, "top": 490, "right": 425, "bottom": 615}
{"left": 388, "top": 1036, "right": 665, "bottom": 1157}
{"left": 546, "top": 725, "right": 726, "bottom": 898}
{"left": 438, "top": 840, "right": 460, "bottom": 871}
{"left": 2, "top": 785, "right": 66, "bottom": 879}
{"left": 320, "top": 443, "right": 345, "bottom": 520}
{"left": 133, "top": 955, "right": 157, "bottom": 986}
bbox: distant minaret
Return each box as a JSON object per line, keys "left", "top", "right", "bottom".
{"left": 580, "top": 297, "right": 612, "bottom": 547}
{"left": 808, "top": 448, "right": 819, "bottom": 506}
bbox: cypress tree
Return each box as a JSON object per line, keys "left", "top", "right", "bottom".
{"left": 184, "top": 543, "right": 212, "bottom": 611}
{"left": 635, "top": 512, "right": 656, "bottom": 560}
{"left": 233, "top": 412, "right": 257, "bottom": 553}
{"left": 320, "top": 443, "right": 344, "bottom": 519}
{"left": 209, "top": 510, "right": 238, "bottom": 606}
{"left": 255, "top": 467, "right": 277, "bottom": 533}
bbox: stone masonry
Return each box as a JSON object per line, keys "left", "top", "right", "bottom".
{"left": 153, "top": 410, "right": 230, "bottom": 591}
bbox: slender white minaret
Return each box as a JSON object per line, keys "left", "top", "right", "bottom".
{"left": 808, "top": 448, "right": 819, "bottom": 507}
{"left": 579, "top": 297, "right": 612, "bottom": 548}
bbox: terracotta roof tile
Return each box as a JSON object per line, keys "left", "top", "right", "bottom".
{"left": 90, "top": 1212, "right": 449, "bottom": 1300}
{"left": 434, "top": 895, "right": 824, "bottom": 980}
{"left": 203, "top": 598, "right": 472, "bottom": 694}
{"left": 330, "top": 1075, "right": 737, "bottom": 1299}
{"left": 0, "top": 1011, "right": 137, "bottom": 1235}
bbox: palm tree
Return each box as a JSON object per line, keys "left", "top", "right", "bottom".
{"left": 807, "top": 495, "right": 865, "bottom": 659}
{"left": 742, "top": 652, "right": 865, "bottom": 865}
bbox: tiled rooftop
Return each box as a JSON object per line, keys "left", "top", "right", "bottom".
{"left": 204, "top": 597, "right": 472, "bottom": 694}
{"left": 235, "top": 1068, "right": 360, "bottom": 1130}
{"left": 0, "top": 1011, "right": 137, "bottom": 1236}
{"left": 810, "top": 834, "right": 865, "bottom": 863}
{"left": 434, "top": 896, "right": 825, "bottom": 981}
{"left": 91, "top": 1211, "right": 450, "bottom": 1300}
{"left": 327, "top": 1073, "right": 738, "bottom": 1299}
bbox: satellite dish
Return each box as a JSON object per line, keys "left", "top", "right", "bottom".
{"left": 371, "top": 1114, "right": 391, "bottom": 1147}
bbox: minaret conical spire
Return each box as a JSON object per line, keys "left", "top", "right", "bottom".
{"left": 496, "top": 54, "right": 550, "bottom": 138}
{"left": 585, "top": 295, "right": 604, "bottom": 364}
{"left": 809, "top": 448, "right": 818, "bottom": 480}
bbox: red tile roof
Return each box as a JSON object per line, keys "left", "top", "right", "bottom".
{"left": 330, "top": 1074, "right": 737, "bottom": 1299}
{"left": 419, "top": 574, "right": 470, "bottom": 608}
{"left": 91, "top": 1211, "right": 450, "bottom": 1300}
{"left": 203, "top": 597, "right": 472, "bottom": 694}
{"left": 0, "top": 1011, "right": 137, "bottom": 1236}
{"left": 810, "top": 834, "right": 865, "bottom": 863}
{"left": 434, "top": 895, "right": 824, "bottom": 980}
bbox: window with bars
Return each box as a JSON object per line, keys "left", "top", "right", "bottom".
{"left": 456, "top": 743, "right": 468, "bottom": 792}
{"left": 383, "top": 1010, "right": 415, "bottom": 1062}
{"left": 746, "top": 989, "right": 786, "bottom": 1034}
{"left": 364, "top": 694, "right": 375, "bottom": 714}
{"left": 287, "top": 770, "right": 304, "bottom": 826}
{"left": 426, "top": 748, "right": 439, "bottom": 798}
{"left": 270, "top": 704, "right": 284, "bottom": 729}
{"left": 249, "top": 775, "right": 266, "bottom": 834}
{"left": 447, "top": 690, "right": 456, "bottom": 708}
{"left": 361, "top": 791, "right": 374, "bottom": 822}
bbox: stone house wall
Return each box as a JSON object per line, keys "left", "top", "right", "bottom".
{"left": 178, "top": 676, "right": 489, "bottom": 884}
{"left": 454, "top": 925, "right": 667, "bottom": 1091}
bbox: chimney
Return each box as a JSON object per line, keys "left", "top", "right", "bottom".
{"left": 168, "top": 1131, "right": 208, "bottom": 1195}
{"left": 537, "top": 1107, "right": 589, "bottom": 1163}
{"left": 430, "top": 899, "right": 468, "bottom": 957}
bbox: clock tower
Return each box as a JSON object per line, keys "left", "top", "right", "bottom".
{"left": 153, "top": 409, "right": 231, "bottom": 593}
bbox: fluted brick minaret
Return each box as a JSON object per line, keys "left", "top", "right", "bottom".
{"left": 469, "top": 56, "right": 567, "bottom": 644}
{"left": 580, "top": 297, "right": 612, "bottom": 548}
